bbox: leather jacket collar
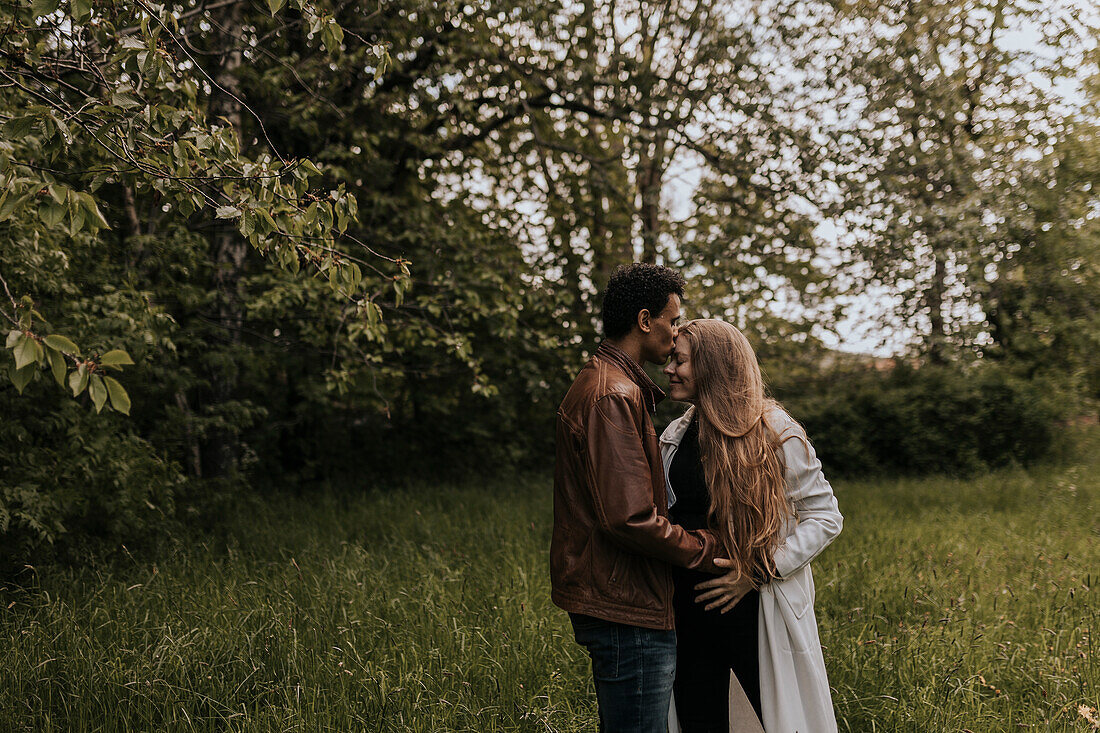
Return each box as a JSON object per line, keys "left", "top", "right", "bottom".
{"left": 596, "top": 340, "right": 666, "bottom": 414}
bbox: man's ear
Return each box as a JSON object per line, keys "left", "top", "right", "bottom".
{"left": 636, "top": 308, "right": 652, "bottom": 334}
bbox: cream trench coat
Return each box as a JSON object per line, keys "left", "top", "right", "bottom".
{"left": 661, "top": 406, "right": 843, "bottom": 733}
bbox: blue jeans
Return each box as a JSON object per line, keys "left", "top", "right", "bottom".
{"left": 570, "top": 613, "right": 677, "bottom": 733}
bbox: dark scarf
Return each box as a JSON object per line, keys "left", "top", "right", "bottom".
{"left": 596, "top": 340, "right": 666, "bottom": 415}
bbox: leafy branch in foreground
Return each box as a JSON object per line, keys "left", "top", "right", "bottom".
{"left": 0, "top": 272, "right": 132, "bottom": 411}
{"left": 0, "top": 0, "right": 405, "bottom": 405}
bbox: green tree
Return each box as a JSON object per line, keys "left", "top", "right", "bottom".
{"left": 985, "top": 45, "right": 1100, "bottom": 397}
{"left": 0, "top": 0, "right": 401, "bottom": 396}
{"left": 828, "top": 0, "right": 1083, "bottom": 362}
{"left": 0, "top": 0, "right": 405, "bottom": 559}
{"left": 468, "top": 0, "right": 839, "bottom": 342}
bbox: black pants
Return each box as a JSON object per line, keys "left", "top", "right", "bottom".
{"left": 672, "top": 569, "right": 761, "bottom": 732}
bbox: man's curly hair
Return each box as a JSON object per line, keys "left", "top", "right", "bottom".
{"left": 600, "top": 263, "right": 686, "bottom": 339}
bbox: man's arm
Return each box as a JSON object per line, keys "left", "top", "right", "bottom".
{"left": 585, "top": 393, "right": 722, "bottom": 572}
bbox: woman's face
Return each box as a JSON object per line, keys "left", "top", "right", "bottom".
{"left": 663, "top": 337, "right": 697, "bottom": 403}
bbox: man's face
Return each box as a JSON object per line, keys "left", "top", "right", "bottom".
{"left": 641, "top": 293, "right": 681, "bottom": 365}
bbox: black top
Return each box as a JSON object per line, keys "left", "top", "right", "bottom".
{"left": 668, "top": 417, "right": 710, "bottom": 531}
{"left": 668, "top": 414, "right": 760, "bottom": 649}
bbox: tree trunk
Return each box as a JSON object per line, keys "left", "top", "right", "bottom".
{"left": 637, "top": 134, "right": 664, "bottom": 264}
{"left": 925, "top": 251, "right": 947, "bottom": 364}
{"left": 175, "top": 390, "right": 203, "bottom": 478}
{"left": 205, "top": 0, "right": 247, "bottom": 478}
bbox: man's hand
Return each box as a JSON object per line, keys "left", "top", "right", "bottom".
{"left": 695, "top": 558, "right": 756, "bottom": 613}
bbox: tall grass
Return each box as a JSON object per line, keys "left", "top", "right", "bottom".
{"left": 1, "top": 435, "right": 1098, "bottom": 731}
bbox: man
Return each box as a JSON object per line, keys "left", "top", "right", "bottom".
{"left": 550, "top": 263, "right": 724, "bottom": 732}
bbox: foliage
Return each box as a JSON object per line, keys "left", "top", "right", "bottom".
{"left": 0, "top": 392, "right": 184, "bottom": 573}
{"left": 984, "top": 110, "right": 1100, "bottom": 398}
{"left": 827, "top": 0, "right": 1091, "bottom": 361}
{"left": 781, "top": 362, "right": 1065, "bottom": 478}
{"left": 1, "top": 0, "right": 1097, "bottom": 569}
{"left": 0, "top": 0, "right": 408, "bottom": 555}
{"left": 0, "top": 0, "right": 403, "bottom": 384}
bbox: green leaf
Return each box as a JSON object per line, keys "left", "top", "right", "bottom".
{"left": 46, "top": 346, "right": 66, "bottom": 387}
{"left": 257, "top": 208, "right": 277, "bottom": 235}
{"left": 99, "top": 349, "right": 135, "bottom": 367}
{"left": 39, "top": 201, "right": 66, "bottom": 229}
{"left": 46, "top": 111, "right": 73, "bottom": 146}
{"left": 3, "top": 117, "right": 35, "bottom": 140}
{"left": 266, "top": 0, "right": 286, "bottom": 14}
{"left": 44, "top": 334, "right": 80, "bottom": 355}
{"left": 216, "top": 205, "right": 242, "bottom": 219}
{"left": 103, "top": 376, "right": 131, "bottom": 415}
{"left": 10, "top": 363, "right": 34, "bottom": 394}
{"left": 13, "top": 334, "right": 37, "bottom": 370}
{"left": 69, "top": 195, "right": 86, "bottom": 236}
{"left": 111, "top": 92, "right": 141, "bottom": 109}
{"left": 0, "top": 193, "right": 30, "bottom": 221}
{"left": 77, "top": 193, "right": 109, "bottom": 230}
{"left": 69, "top": 364, "right": 88, "bottom": 397}
{"left": 240, "top": 209, "right": 255, "bottom": 238}
{"left": 365, "top": 301, "right": 381, "bottom": 329}
{"left": 89, "top": 374, "right": 107, "bottom": 413}
{"left": 394, "top": 277, "right": 407, "bottom": 308}
{"left": 322, "top": 21, "right": 344, "bottom": 53}
{"left": 5, "top": 330, "right": 20, "bottom": 349}
{"left": 70, "top": 0, "right": 91, "bottom": 21}
{"left": 32, "top": 0, "right": 61, "bottom": 18}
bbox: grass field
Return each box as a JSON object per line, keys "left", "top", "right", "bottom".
{"left": 2, "top": 436, "right": 1098, "bottom": 731}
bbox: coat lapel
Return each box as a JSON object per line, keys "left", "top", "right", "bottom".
{"left": 659, "top": 405, "right": 695, "bottom": 509}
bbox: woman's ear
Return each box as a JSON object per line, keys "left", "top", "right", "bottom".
{"left": 637, "top": 308, "right": 652, "bottom": 334}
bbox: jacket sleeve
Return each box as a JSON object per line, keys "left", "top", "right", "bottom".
{"left": 770, "top": 422, "right": 843, "bottom": 580}
{"left": 586, "top": 393, "right": 723, "bottom": 572}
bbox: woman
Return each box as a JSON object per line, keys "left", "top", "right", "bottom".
{"left": 660, "top": 319, "right": 843, "bottom": 733}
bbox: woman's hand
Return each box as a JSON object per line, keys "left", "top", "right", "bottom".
{"left": 694, "top": 558, "right": 756, "bottom": 613}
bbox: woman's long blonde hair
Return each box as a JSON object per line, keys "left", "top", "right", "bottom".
{"left": 677, "top": 319, "right": 792, "bottom": 585}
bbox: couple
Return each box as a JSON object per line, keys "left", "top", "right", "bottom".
{"left": 550, "top": 264, "right": 843, "bottom": 733}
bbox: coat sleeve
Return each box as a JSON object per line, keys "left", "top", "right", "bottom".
{"left": 586, "top": 393, "right": 723, "bottom": 572}
{"left": 770, "top": 421, "right": 843, "bottom": 580}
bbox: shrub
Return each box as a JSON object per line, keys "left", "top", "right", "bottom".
{"left": 0, "top": 387, "right": 185, "bottom": 573}
{"left": 779, "top": 363, "right": 1064, "bottom": 478}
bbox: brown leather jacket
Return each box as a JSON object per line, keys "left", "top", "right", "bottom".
{"left": 550, "top": 341, "right": 723, "bottom": 630}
